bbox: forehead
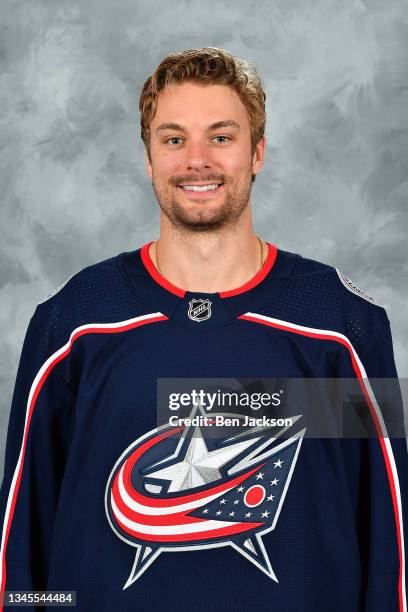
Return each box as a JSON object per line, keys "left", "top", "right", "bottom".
{"left": 151, "top": 81, "right": 250, "bottom": 130}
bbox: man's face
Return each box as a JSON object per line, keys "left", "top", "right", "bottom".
{"left": 145, "top": 81, "right": 265, "bottom": 232}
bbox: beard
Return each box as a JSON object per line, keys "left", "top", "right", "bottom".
{"left": 151, "top": 165, "right": 253, "bottom": 233}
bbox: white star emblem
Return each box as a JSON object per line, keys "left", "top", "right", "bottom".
{"left": 146, "top": 426, "right": 258, "bottom": 493}
{"left": 256, "top": 472, "right": 264, "bottom": 480}
{"left": 273, "top": 459, "right": 283, "bottom": 468}
{"left": 270, "top": 478, "right": 279, "bottom": 486}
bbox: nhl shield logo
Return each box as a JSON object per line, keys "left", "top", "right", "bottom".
{"left": 188, "top": 298, "right": 212, "bottom": 322}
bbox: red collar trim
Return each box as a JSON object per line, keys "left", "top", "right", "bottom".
{"left": 140, "top": 241, "right": 186, "bottom": 298}
{"left": 140, "top": 241, "right": 278, "bottom": 299}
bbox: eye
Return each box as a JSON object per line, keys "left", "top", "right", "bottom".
{"left": 213, "top": 135, "right": 230, "bottom": 143}
{"left": 165, "top": 136, "right": 183, "bottom": 145}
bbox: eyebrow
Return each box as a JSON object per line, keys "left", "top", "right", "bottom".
{"left": 155, "top": 120, "right": 241, "bottom": 134}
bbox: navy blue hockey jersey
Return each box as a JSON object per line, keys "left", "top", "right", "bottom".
{"left": 0, "top": 241, "right": 406, "bottom": 611}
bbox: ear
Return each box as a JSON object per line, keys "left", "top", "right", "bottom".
{"left": 252, "top": 135, "right": 265, "bottom": 177}
{"left": 144, "top": 147, "right": 153, "bottom": 179}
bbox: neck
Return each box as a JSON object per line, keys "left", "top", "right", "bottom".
{"left": 149, "top": 215, "right": 266, "bottom": 294}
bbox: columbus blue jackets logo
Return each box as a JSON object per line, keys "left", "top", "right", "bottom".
{"left": 188, "top": 298, "right": 212, "bottom": 322}
{"left": 105, "top": 405, "right": 305, "bottom": 589}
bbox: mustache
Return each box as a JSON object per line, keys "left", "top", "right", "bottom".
{"left": 170, "top": 175, "right": 226, "bottom": 186}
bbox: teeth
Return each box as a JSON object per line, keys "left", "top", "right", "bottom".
{"left": 181, "top": 184, "right": 220, "bottom": 192}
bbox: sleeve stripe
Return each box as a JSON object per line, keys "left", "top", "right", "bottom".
{"left": 239, "top": 312, "right": 406, "bottom": 612}
{"left": 0, "top": 312, "right": 168, "bottom": 605}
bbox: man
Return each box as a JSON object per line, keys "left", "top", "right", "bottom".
{"left": 0, "top": 47, "right": 406, "bottom": 611}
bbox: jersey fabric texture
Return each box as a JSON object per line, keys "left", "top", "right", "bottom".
{"left": 0, "top": 241, "right": 406, "bottom": 612}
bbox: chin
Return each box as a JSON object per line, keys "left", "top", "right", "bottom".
{"left": 176, "top": 213, "right": 231, "bottom": 232}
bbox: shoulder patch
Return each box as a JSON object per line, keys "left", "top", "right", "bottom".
{"left": 336, "top": 269, "right": 377, "bottom": 304}
{"left": 37, "top": 272, "right": 76, "bottom": 305}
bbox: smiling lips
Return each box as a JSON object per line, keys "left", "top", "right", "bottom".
{"left": 178, "top": 183, "right": 224, "bottom": 198}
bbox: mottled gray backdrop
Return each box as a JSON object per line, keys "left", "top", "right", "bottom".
{"left": 1, "top": 0, "right": 407, "bottom": 475}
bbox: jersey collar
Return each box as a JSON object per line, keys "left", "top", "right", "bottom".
{"left": 140, "top": 240, "right": 278, "bottom": 299}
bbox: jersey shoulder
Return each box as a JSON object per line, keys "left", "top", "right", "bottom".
{"left": 261, "top": 248, "right": 389, "bottom": 360}
{"left": 33, "top": 251, "right": 147, "bottom": 354}
{"left": 334, "top": 268, "right": 377, "bottom": 305}
{"left": 277, "top": 248, "right": 383, "bottom": 307}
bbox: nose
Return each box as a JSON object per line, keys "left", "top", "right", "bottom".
{"left": 184, "top": 138, "right": 212, "bottom": 172}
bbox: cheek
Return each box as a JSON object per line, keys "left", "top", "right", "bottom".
{"left": 153, "top": 152, "right": 183, "bottom": 178}
{"left": 217, "top": 150, "right": 252, "bottom": 174}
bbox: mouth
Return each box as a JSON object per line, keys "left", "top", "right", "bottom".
{"left": 177, "top": 183, "right": 224, "bottom": 199}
